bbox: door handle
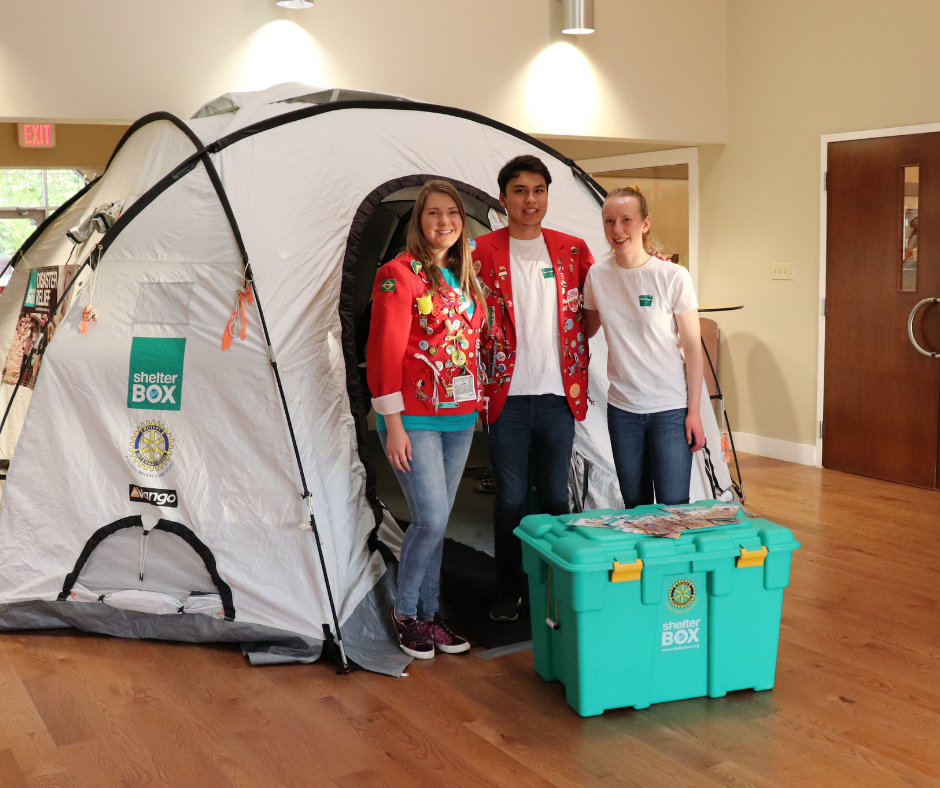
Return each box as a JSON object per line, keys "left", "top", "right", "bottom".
{"left": 908, "top": 297, "right": 940, "bottom": 358}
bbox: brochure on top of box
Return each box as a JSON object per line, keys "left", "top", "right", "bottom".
{"left": 568, "top": 504, "right": 743, "bottom": 539}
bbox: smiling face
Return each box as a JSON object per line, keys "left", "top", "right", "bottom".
{"left": 500, "top": 171, "right": 548, "bottom": 236}
{"left": 421, "top": 192, "right": 463, "bottom": 254}
{"left": 602, "top": 195, "right": 651, "bottom": 257}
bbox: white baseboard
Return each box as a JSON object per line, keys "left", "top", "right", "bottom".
{"left": 730, "top": 432, "right": 816, "bottom": 466}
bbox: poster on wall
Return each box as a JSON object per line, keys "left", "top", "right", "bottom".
{"left": 2, "top": 265, "right": 78, "bottom": 388}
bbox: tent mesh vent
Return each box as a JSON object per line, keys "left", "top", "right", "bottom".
{"left": 280, "top": 89, "right": 412, "bottom": 106}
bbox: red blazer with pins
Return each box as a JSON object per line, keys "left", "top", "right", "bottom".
{"left": 473, "top": 227, "right": 594, "bottom": 424}
{"left": 368, "top": 252, "right": 486, "bottom": 418}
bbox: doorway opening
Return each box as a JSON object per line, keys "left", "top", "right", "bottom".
{"left": 339, "top": 175, "right": 504, "bottom": 555}
{"left": 341, "top": 175, "right": 534, "bottom": 648}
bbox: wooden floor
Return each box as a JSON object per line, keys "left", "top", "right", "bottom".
{"left": 2, "top": 454, "right": 939, "bottom": 788}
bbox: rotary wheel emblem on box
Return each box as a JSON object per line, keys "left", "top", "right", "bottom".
{"left": 667, "top": 579, "right": 697, "bottom": 611}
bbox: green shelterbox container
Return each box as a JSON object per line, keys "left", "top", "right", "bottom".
{"left": 516, "top": 501, "right": 800, "bottom": 717}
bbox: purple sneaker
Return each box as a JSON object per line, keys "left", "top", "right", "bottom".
{"left": 420, "top": 613, "right": 470, "bottom": 654}
{"left": 391, "top": 610, "right": 435, "bottom": 659}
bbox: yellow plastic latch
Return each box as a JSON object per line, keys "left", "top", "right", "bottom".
{"left": 736, "top": 546, "right": 768, "bottom": 568}
{"left": 610, "top": 558, "right": 643, "bottom": 583}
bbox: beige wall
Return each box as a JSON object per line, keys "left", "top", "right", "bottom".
{"left": 0, "top": 1, "right": 726, "bottom": 144}
{"left": 0, "top": 123, "right": 128, "bottom": 171}
{"left": 700, "top": 0, "right": 940, "bottom": 448}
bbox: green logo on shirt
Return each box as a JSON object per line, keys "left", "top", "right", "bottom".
{"left": 639, "top": 295, "right": 653, "bottom": 307}
{"left": 541, "top": 266, "right": 555, "bottom": 279}
{"left": 381, "top": 279, "right": 396, "bottom": 292}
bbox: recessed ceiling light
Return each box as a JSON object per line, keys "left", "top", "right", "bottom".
{"left": 277, "top": 0, "right": 313, "bottom": 8}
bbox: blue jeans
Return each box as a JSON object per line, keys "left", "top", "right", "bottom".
{"left": 379, "top": 426, "right": 475, "bottom": 619}
{"left": 486, "top": 395, "right": 575, "bottom": 589}
{"left": 608, "top": 405, "right": 693, "bottom": 510}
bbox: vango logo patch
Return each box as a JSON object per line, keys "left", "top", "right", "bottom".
{"left": 128, "top": 337, "right": 186, "bottom": 410}
{"left": 129, "top": 484, "right": 178, "bottom": 508}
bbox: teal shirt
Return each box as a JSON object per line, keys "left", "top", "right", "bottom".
{"left": 376, "top": 267, "right": 477, "bottom": 432}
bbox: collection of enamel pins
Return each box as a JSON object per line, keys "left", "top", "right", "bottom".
{"left": 480, "top": 244, "right": 589, "bottom": 404}
{"left": 411, "top": 259, "right": 481, "bottom": 408}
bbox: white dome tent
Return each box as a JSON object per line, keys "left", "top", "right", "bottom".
{"left": 0, "top": 84, "right": 733, "bottom": 675}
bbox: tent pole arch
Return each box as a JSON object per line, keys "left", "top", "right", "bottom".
{"left": 202, "top": 99, "right": 608, "bottom": 207}
{"left": 1, "top": 112, "right": 209, "bottom": 283}
{"left": 1, "top": 97, "right": 609, "bottom": 669}
{"left": 0, "top": 135, "right": 351, "bottom": 670}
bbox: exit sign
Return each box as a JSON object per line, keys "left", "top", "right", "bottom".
{"left": 17, "top": 124, "right": 56, "bottom": 148}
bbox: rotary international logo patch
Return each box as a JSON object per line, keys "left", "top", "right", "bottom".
{"left": 667, "top": 579, "right": 697, "bottom": 612}
{"left": 128, "top": 420, "right": 174, "bottom": 476}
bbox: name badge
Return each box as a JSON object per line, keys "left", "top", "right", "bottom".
{"left": 452, "top": 374, "right": 476, "bottom": 403}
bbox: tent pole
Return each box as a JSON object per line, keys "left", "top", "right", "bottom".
{"left": 246, "top": 265, "right": 350, "bottom": 673}
{"left": 195, "top": 152, "right": 349, "bottom": 672}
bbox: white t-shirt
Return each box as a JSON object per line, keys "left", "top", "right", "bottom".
{"left": 507, "top": 235, "right": 565, "bottom": 397}
{"left": 583, "top": 256, "right": 698, "bottom": 414}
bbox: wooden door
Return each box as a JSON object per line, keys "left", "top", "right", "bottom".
{"left": 824, "top": 133, "right": 940, "bottom": 487}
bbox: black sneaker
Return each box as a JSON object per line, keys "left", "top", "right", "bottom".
{"left": 391, "top": 610, "right": 435, "bottom": 659}
{"left": 489, "top": 592, "right": 522, "bottom": 622}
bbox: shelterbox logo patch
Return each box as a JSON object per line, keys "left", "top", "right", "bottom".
{"left": 128, "top": 337, "right": 186, "bottom": 411}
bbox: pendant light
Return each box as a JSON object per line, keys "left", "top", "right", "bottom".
{"left": 561, "top": 0, "right": 594, "bottom": 34}
{"left": 277, "top": 0, "right": 314, "bottom": 8}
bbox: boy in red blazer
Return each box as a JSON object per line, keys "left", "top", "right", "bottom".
{"left": 474, "top": 155, "right": 594, "bottom": 621}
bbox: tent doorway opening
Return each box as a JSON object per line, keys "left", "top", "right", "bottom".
{"left": 343, "top": 176, "right": 505, "bottom": 560}
{"left": 58, "top": 515, "right": 235, "bottom": 620}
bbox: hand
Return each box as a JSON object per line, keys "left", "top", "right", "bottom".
{"left": 385, "top": 423, "right": 412, "bottom": 472}
{"left": 686, "top": 411, "right": 706, "bottom": 452}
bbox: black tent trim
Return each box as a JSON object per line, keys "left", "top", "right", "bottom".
{"left": 2, "top": 112, "right": 208, "bottom": 281}
{"left": 203, "top": 99, "right": 608, "bottom": 206}
{"left": 65, "top": 119, "right": 348, "bottom": 665}
{"left": 338, "top": 174, "right": 504, "bottom": 561}
{"left": 104, "top": 111, "right": 206, "bottom": 170}
{"left": 57, "top": 515, "right": 237, "bottom": 620}
{"left": 0, "top": 109, "right": 348, "bottom": 666}
{"left": 6, "top": 97, "right": 607, "bottom": 668}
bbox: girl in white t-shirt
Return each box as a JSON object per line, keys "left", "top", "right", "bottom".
{"left": 583, "top": 187, "right": 705, "bottom": 508}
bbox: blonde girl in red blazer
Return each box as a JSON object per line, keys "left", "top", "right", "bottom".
{"left": 368, "top": 180, "right": 486, "bottom": 660}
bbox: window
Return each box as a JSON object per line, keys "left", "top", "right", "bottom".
{"left": 899, "top": 166, "right": 919, "bottom": 292}
{"left": 0, "top": 168, "right": 88, "bottom": 284}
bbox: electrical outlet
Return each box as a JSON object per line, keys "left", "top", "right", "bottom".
{"left": 772, "top": 263, "right": 794, "bottom": 280}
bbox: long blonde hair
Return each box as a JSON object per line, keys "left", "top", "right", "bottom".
{"left": 604, "top": 186, "right": 662, "bottom": 256}
{"left": 406, "top": 180, "right": 485, "bottom": 308}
